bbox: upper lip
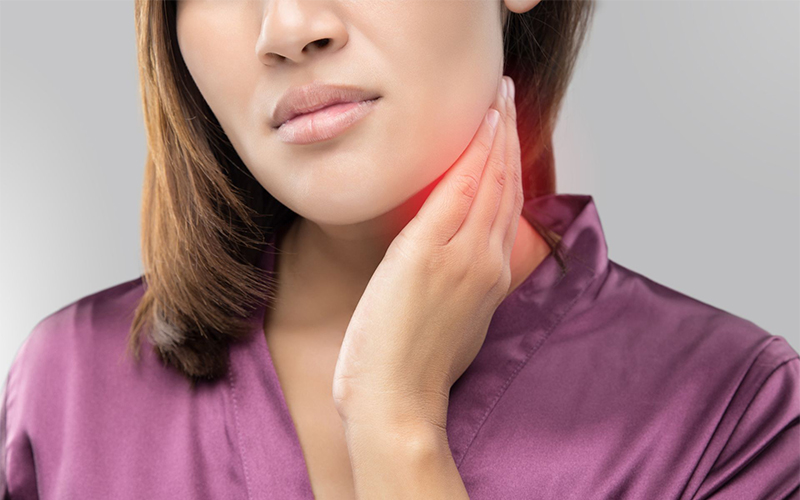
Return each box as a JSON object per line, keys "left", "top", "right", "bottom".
{"left": 271, "top": 81, "right": 381, "bottom": 129}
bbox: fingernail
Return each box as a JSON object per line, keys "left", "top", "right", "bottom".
{"left": 500, "top": 78, "right": 508, "bottom": 99}
{"left": 508, "top": 78, "right": 515, "bottom": 100}
{"left": 487, "top": 109, "right": 500, "bottom": 130}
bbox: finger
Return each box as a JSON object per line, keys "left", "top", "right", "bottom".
{"left": 489, "top": 76, "right": 516, "bottom": 250}
{"left": 497, "top": 77, "right": 524, "bottom": 258}
{"left": 454, "top": 76, "right": 509, "bottom": 246}
{"left": 411, "top": 90, "right": 503, "bottom": 246}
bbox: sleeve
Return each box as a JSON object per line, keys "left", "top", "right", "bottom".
{"left": 692, "top": 349, "right": 800, "bottom": 500}
{"left": 1, "top": 346, "right": 40, "bottom": 500}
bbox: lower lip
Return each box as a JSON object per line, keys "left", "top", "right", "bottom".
{"left": 275, "top": 98, "right": 380, "bottom": 145}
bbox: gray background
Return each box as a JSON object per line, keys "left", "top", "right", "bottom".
{"left": 1, "top": 0, "right": 798, "bottom": 382}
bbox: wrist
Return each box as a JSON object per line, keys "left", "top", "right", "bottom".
{"left": 342, "top": 411, "right": 452, "bottom": 467}
{"left": 341, "top": 407, "right": 468, "bottom": 499}
{"left": 336, "top": 390, "right": 450, "bottom": 439}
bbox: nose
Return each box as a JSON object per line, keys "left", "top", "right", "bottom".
{"left": 254, "top": 0, "right": 349, "bottom": 66}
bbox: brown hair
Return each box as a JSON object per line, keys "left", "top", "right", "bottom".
{"left": 129, "top": 0, "right": 597, "bottom": 385}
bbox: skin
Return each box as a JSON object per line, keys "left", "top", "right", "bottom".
{"left": 335, "top": 76, "right": 525, "bottom": 498}
{"left": 176, "top": 0, "right": 549, "bottom": 337}
{"left": 176, "top": 0, "right": 546, "bottom": 496}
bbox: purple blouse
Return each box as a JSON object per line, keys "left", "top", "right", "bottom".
{"left": 2, "top": 193, "right": 798, "bottom": 499}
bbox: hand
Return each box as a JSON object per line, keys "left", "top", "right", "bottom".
{"left": 332, "top": 76, "right": 522, "bottom": 433}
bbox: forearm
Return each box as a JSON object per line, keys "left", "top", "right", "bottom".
{"left": 342, "top": 414, "right": 470, "bottom": 499}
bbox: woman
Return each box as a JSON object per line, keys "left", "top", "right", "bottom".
{"left": 2, "top": 0, "right": 798, "bottom": 498}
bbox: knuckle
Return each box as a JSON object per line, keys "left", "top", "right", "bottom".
{"left": 452, "top": 171, "right": 481, "bottom": 200}
{"left": 502, "top": 266, "right": 512, "bottom": 288}
{"left": 474, "top": 247, "right": 505, "bottom": 285}
{"left": 488, "top": 243, "right": 507, "bottom": 279}
{"left": 489, "top": 160, "right": 507, "bottom": 190}
{"left": 486, "top": 257, "right": 511, "bottom": 296}
{"left": 497, "top": 266, "right": 511, "bottom": 292}
{"left": 492, "top": 251, "right": 506, "bottom": 279}
{"left": 389, "top": 230, "right": 423, "bottom": 262}
{"left": 495, "top": 268, "right": 512, "bottom": 297}
{"left": 486, "top": 261, "right": 503, "bottom": 286}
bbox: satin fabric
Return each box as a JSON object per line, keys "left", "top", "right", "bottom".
{"left": 2, "top": 193, "right": 798, "bottom": 499}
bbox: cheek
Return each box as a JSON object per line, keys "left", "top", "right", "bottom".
{"left": 366, "top": 0, "right": 503, "bottom": 197}
{"left": 174, "top": 0, "right": 501, "bottom": 227}
{"left": 177, "top": 9, "right": 256, "bottom": 137}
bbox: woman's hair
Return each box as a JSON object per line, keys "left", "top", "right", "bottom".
{"left": 129, "top": 0, "right": 596, "bottom": 386}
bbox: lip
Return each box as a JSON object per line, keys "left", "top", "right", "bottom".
{"left": 275, "top": 97, "right": 381, "bottom": 145}
{"left": 271, "top": 81, "right": 381, "bottom": 129}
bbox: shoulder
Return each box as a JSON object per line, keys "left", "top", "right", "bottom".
{"left": 593, "top": 259, "right": 799, "bottom": 453}
{"left": 540, "top": 257, "right": 799, "bottom": 442}
{"left": 599, "top": 262, "right": 800, "bottom": 498}
{"left": 473, "top": 260, "right": 799, "bottom": 497}
{"left": 1, "top": 277, "right": 147, "bottom": 494}
{"left": 10, "top": 276, "right": 145, "bottom": 379}
{"left": 2, "top": 276, "right": 147, "bottom": 427}
{"left": 598, "top": 259, "right": 798, "bottom": 368}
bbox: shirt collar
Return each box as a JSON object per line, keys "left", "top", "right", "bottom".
{"left": 443, "top": 193, "right": 609, "bottom": 465}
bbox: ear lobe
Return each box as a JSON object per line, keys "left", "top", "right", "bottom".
{"left": 503, "top": 0, "right": 542, "bottom": 16}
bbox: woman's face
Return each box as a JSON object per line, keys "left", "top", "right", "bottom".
{"left": 176, "top": 0, "right": 508, "bottom": 227}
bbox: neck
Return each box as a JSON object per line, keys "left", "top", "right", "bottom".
{"left": 265, "top": 210, "right": 552, "bottom": 335}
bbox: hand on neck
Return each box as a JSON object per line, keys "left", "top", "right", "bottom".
{"left": 268, "top": 211, "right": 552, "bottom": 334}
